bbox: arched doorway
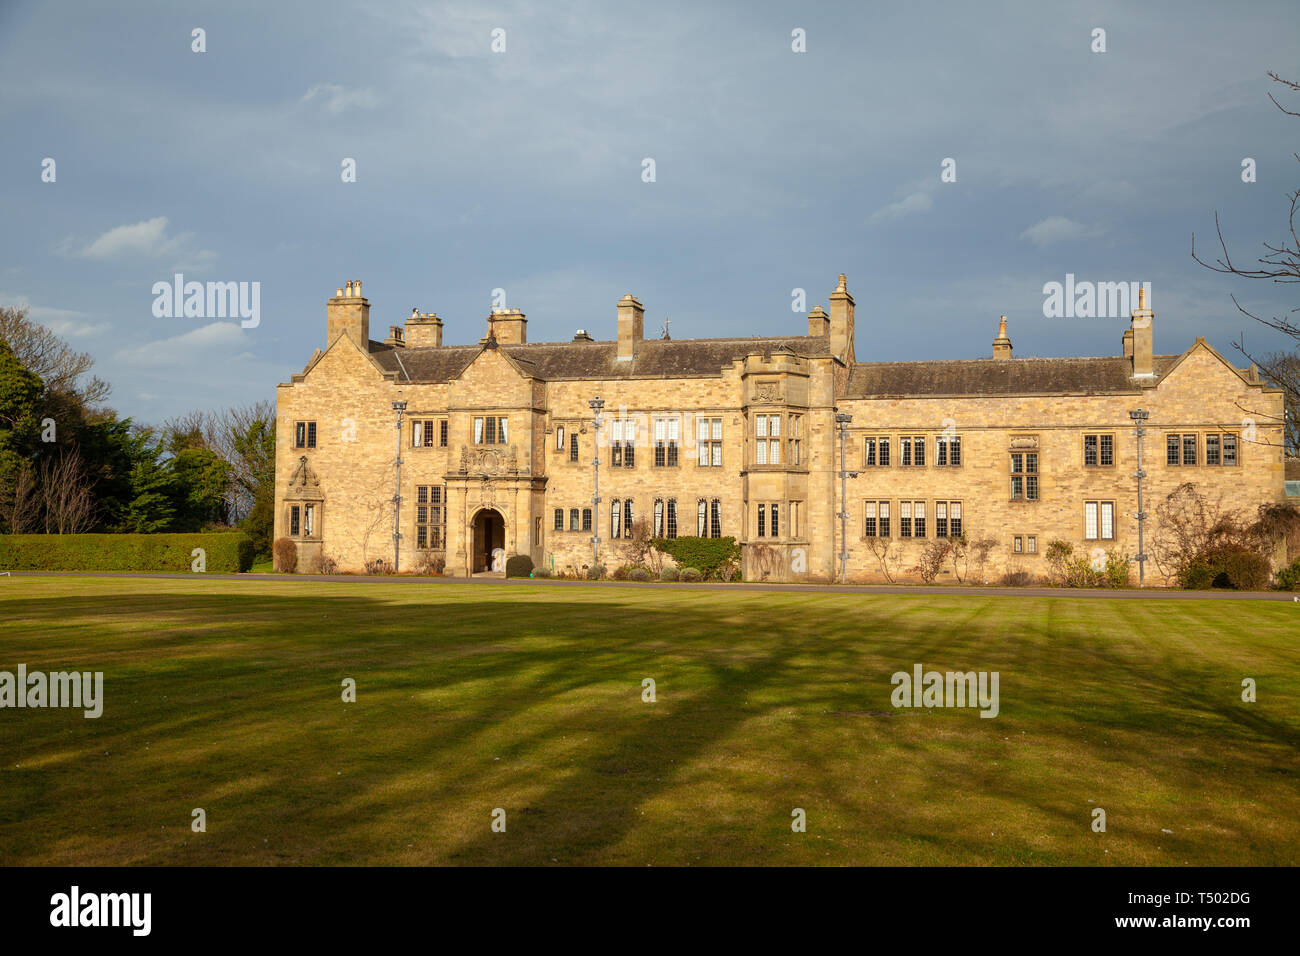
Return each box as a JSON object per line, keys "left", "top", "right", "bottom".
{"left": 471, "top": 508, "right": 505, "bottom": 573}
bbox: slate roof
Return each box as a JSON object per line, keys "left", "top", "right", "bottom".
{"left": 364, "top": 336, "right": 1231, "bottom": 398}
{"left": 368, "top": 336, "right": 831, "bottom": 382}
{"left": 842, "top": 355, "right": 1183, "bottom": 397}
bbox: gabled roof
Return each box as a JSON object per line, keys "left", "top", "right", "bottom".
{"left": 842, "top": 355, "right": 1182, "bottom": 398}
{"left": 368, "top": 335, "right": 831, "bottom": 383}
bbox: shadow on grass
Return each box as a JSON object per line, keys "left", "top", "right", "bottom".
{"left": 1, "top": 585, "right": 1297, "bottom": 865}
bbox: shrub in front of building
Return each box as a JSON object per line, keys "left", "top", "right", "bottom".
{"left": 0, "top": 532, "right": 255, "bottom": 573}
{"left": 627, "top": 567, "right": 651, "bottom": 582}
{"left": 653, "top": 537, "right": 740, "bottom": 578}
{"left": 1180, "top": 544, "right": 1272, "bottom": 590}
{"left": 272, "top": 536, "right": 298, "bottom": 573}
{"left": 505, "top": 554, "right": 534, "bottom": 578}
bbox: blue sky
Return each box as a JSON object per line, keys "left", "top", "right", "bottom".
{"left": 1, "top": 0, "right": 1297, "bottom": 424}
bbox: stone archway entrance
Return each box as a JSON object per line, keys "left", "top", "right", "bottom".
{"left": 471, "top": 508, "right": 506, "bottom": 573}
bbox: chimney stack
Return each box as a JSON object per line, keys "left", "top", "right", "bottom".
{"left": 1130, "top": 286, "right": 1154, "bottom": 377}
{"left": 326, "top": 279, "right": 371, "bottom": 348}
{"left": 992, "top": 315, "right": 1013, "bottom": 359}
{"left": 484, "top": 308, "right": 526, "bottom": 345}
{"left": 808, "top": 305, "right": 830, "bottom": 337}
{"left": 405, "top": 308, "right": 444, "bottom": 348}
{"left": 828, "top": 274, "right": 855, "bottom": 365}
{"left": 617, "top": 294, "right": 644, "bottom": 361}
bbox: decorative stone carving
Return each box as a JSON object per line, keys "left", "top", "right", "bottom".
{"left": 458, "top": 444, "right": 521, "bottom": 476}
{"left": 753, "top": 381, "right": 783, "bottom": 404}
{"left": 286, "top": 455, "right": 323, "bottom": 501}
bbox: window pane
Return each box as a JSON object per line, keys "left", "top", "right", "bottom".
{"left": 1101, "top": 501, "right": 1114, "bottom": 539}
{"left": 712, "top": 444, "right": 721, "bottom": 466}
{"left": 1085, "top": 502, "right": 1098, "bottom": 539}
{"left": 712, "top": 419, "right": 722, "bottom": 440}
{"left": 769, "top": 416, "right": 780, "bottom": 437}
{"left": 474, "top": 418, "right": 483, "bottom": 444}
{"left": 1167, "top": 435, "right": 1179, "bottom": 465}
{"left": 1183, "top": 435, "right": 1196, "bottom": 465}
{"left": 756, "top": 416, "right": 767, "bottom": 438}
{"left": 1223, "top": 434, "right": 1237, "bottom": 465}
{"left": 1206, "top": 434, "right": 1220, "bottom": 465}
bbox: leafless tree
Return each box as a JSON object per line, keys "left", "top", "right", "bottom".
{"left": 39, "top": 450, "right": 96, "bottom": 534}
{"left": 0, "top": 463, "right": 40, "bottom": 533}
{"left": 1192, "top": 72, "right": 1300, "bottom": 451}
{"left": 971, "top": 535, "right": 998, "bottom": 584}
{"left": 864, "top": 535, "right": 899, "bottom": 583}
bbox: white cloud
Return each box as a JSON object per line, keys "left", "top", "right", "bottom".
{"left": 1019, "top": 217, "right": 1105, "bottom": 247}
{"left": 114, "top": 321, "right": 246, "bottom": 367}
{"left": 301, "top": 83, "right": 380, "bottom": 113}
{"left": 0, "top": 295, "right": 110, "bottom": 337}
{"left": 61, "top": 216, "right": 218, "bottom": 269}
{"left": 43, "top": 317, "right": 111, "bottom": 337}
{"left": 869, "top": 190, "right": 933, "bottom": 224}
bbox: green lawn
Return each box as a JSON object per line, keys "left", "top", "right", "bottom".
{"left": 0, "top": 577, "right": 1296, "bottom": 866}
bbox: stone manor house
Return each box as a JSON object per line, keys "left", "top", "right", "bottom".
{"left": 274, "top": 275, "right": 1287, "bottom": 583}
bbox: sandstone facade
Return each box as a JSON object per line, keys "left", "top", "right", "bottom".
{"left": 274, "top": 277, "right": 1286, "bottom": 584}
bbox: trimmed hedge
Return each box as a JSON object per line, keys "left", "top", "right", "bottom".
{"left": 505, "top": 554, "right": 534, "bottom": 578}
{"left": 0, "top": 533, "right": 256, "bottom": 573}
{"left": 1179, "top": 544, "right": 1272, "bottom": 590}
{"left": 652, "top": 536, "right": 740, "bottom": 577}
